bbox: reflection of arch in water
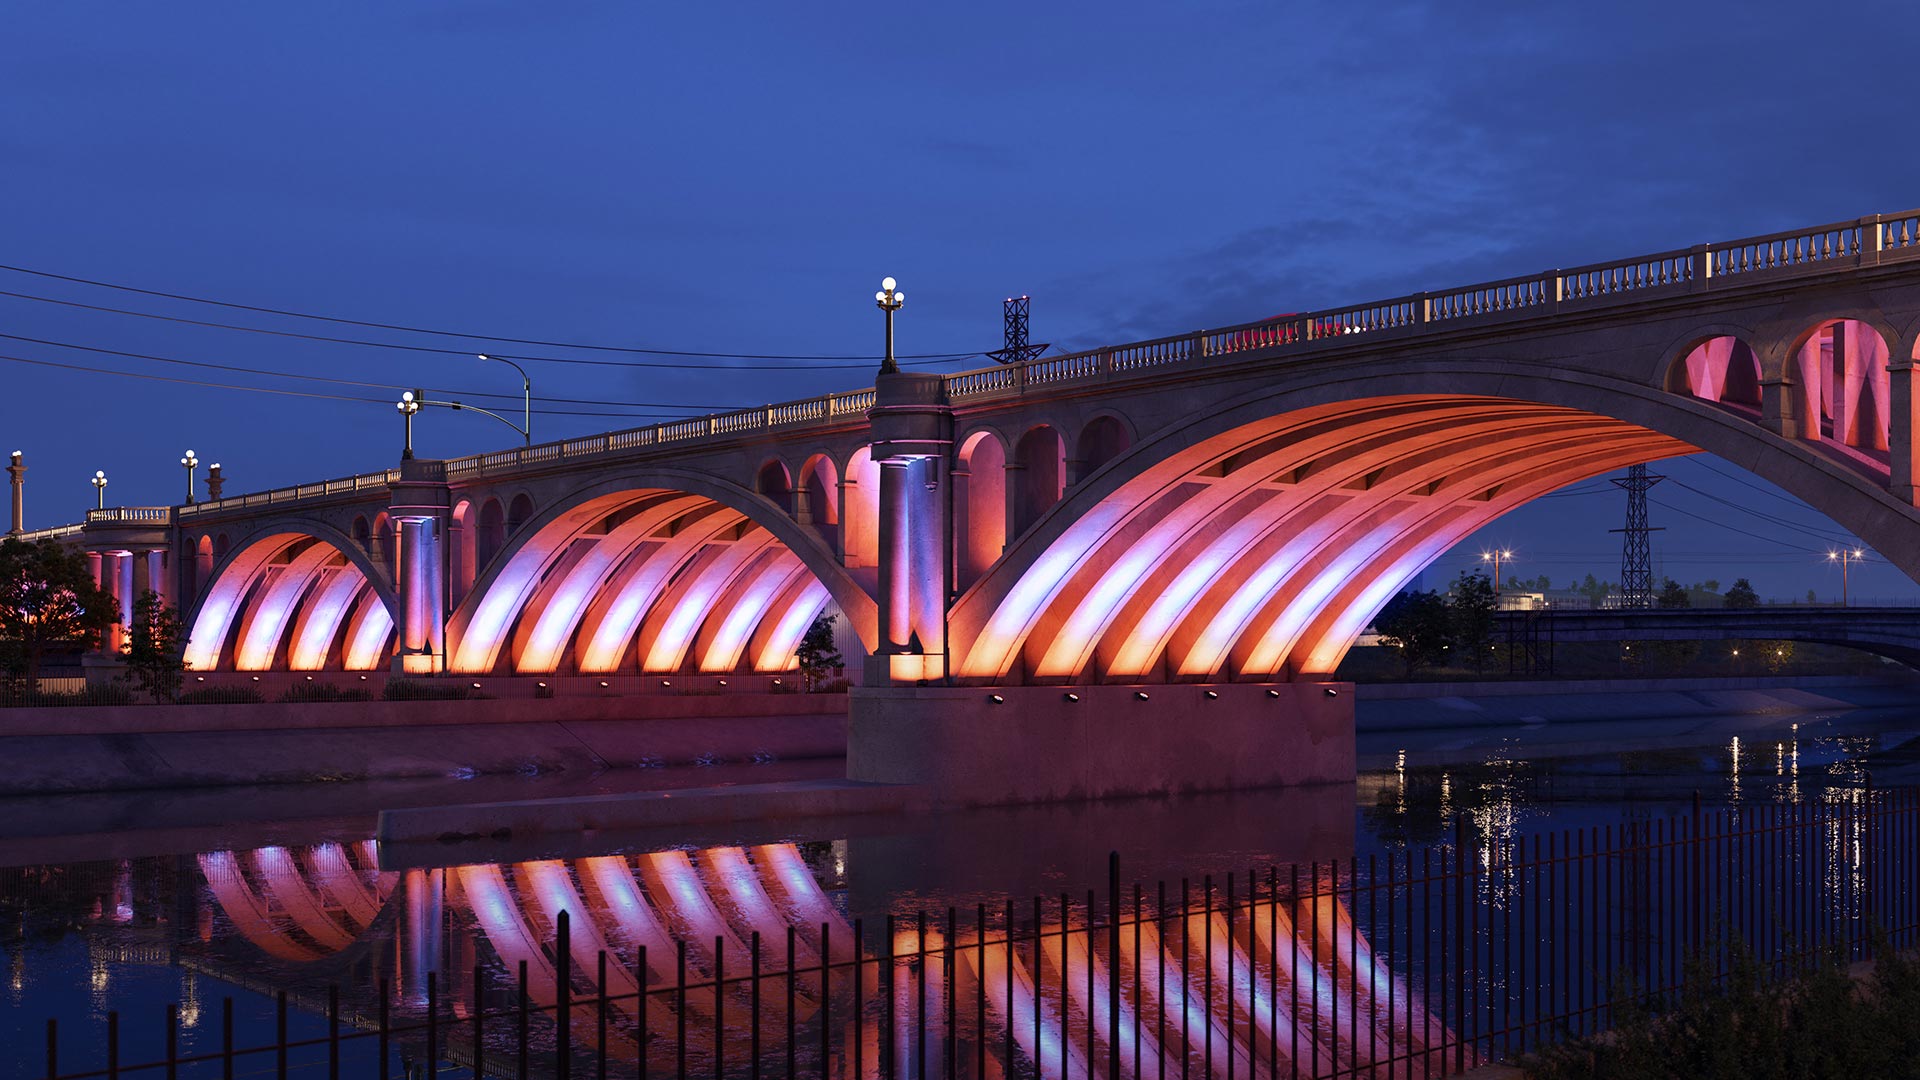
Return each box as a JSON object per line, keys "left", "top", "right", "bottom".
{"left": 196, "top": 841, "right": 1453, "bottom": 1078}
{"left": 196, "top": 842, "right": 396, "bottom": 963}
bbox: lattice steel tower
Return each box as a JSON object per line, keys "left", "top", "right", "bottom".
{"left": 988, "top": 295, "right": 1048, "bottom": 365}
{"left": 1610, "top": 464, "right": 1664, "bottom": 608}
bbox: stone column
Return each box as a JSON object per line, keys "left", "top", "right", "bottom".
{"left": 1893, "top": 355, "right": 1918, "bottom": 506}
{"left": 130, "top": 547, "right": 151, "bottom": 609}
{"left": 949, "top": 463, "right": 971, "bottom": 587}
{"left": 792, "top": 484, "right": 813, "bottom": 525}
{"left": 1761, "top": 378, "right": 1804, "bottom": 441}
{"left": 1002, "top": 460, "right": 1028, "bottom": 547}
{"left": 907, "top": 456, "right": 948, "bottom": 657}
{"left": 395, "top": 515, "right": 446, "bottom": 671}
{"left": 146, "top": 550, "right": 168, "bottom": 609}
{"left": 836, "top": 475, "right": 857, "bottom": 564}
{"left": 877, "top": 459, "right": 913, "bottom": 652}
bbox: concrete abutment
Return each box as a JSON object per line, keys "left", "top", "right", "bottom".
{"left": 846, "top": 682, "right": 1355, "bottom": 806}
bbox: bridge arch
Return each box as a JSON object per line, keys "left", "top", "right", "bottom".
{"left": 949, "top": 362, "right": 1920, "bottom": 685}
{"left": 444, "top": 467, "right": 877, "bottom": 675}
{"left": 184, "top": 520, "right": 402, "bottom": 673}
{"left": 1779, "top": 317, "right": 1894, "bottom": 453}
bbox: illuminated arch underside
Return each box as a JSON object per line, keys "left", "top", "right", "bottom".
{"left": 186, "top": 533, "right": 396, "bottom": 672}
{"left": 447, "top": 489, "right": 837, "bottom": 675}
{"left": 956, "top": 395, "right": 1694, "bottom": 682}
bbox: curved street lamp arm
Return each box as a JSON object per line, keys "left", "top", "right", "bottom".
{"left": 417, "top": 397, "right": 531, "bottom": 443}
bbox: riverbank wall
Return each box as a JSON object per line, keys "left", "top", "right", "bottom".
{"left": 0, "top": 693, "right": 845, "bottom": 796}
{"left": 1358, "top": 673, "right": 1916, "bottom": 730}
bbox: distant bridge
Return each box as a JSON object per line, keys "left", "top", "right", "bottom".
{"left": 1499, "top": 607, "right": 1920, "bottom": 667}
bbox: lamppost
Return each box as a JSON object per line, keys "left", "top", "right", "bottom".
{"left": 1481, "top": 548, "right": 1513, "bottom": 596}
{"left": 91, "top": 470, "right": 107, "bottom": 510}
{"left": 180, "top": 450, "right": 199, "bottom": 504}
{"left": 397, "top": 391, "right": 421, "bottom": 460}
{"left": 1827, "top": 548, "right": 1865, "bottom": 606}
{"left": 476, "top": 355, "right": 532, "bottom": 446}
{"left": 875, "top": 276, "right": 905, "bottom": 375}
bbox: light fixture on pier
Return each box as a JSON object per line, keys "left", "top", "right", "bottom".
{"left": 179, "top": 450, "right": 199, "bottom": 505}
{"left": 874, "top": 276, "right": 905, "bottom": 375}
{"left": 91, "top": 470, "right": 107, "bottom": 510}
{"left": 397, "top": 391, "right": 421, "bottom": 460}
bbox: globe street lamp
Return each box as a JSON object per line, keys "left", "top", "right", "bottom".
{"left": 180, "top": 450, "right": 199, "bottom": 505}
{"left": 397, "top": 391, "right": 421, "bottom": 460}
{"left": 91, "top": 470, "right": 107, "bottom": 510}
{"left": 476, "top": 354, "right": 532, "bottom": 445}
{"left": 875, "top": 276, "right": 905, "bottom": 375}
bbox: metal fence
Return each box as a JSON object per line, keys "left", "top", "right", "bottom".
{"left": 37, "top": 785, "right": 1920, "bottom": 1079}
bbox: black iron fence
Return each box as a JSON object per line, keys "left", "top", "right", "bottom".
{"left": 36, "top": 785, "right": 1920, "bottom": 1079}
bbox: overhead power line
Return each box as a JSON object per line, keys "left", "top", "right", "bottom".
{"left": 0, "top": 264, "right": 981, "bottom": 365}
{"left": 0, "top": 330, "right": 730, "bottom": 413}
{"left": 0, "top": 352, "right": 704, "bottom": 418}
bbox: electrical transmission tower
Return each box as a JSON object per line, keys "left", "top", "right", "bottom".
{"left": 1610, "top": 463, "right": 1665, "bottom": 608}
{"left": 986, "top": 295, "right": 1049, "bottom": 365}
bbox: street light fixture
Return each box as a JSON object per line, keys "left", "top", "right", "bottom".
{"left": 875, "top": 276, "right": 905, "bottom": 375}
{"left": 1827, "top": 547, "right": 1867, "bottom": 606}
{"left": 397, "top": 391, "right": 421, "bottom": 460}
{"left": 1480, "top": 548, "right": 1514, "bottom": 596}
{"left": 180, "top": 450, "right": 199, "bottom": 504}
{"left": 476, "top": 354, "right": 532, "bottom": 445}
{"left": 91, "top": 470, "right": 107, "bottom": 510}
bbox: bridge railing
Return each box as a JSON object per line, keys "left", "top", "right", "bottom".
{"left": 84, "top": 506, "right": 173, "bottom": 524}
{"left": 12, "top": 523, "right": 83, "bottom": 543}
{"left": 45, "top": 207, "right": 1920, "bottom": 513}
{"left": 175, "top": 469, "right": 401, "bottom": 521}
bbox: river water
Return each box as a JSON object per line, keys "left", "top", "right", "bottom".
{"left": 3, "top": 700, "right": 1917, "bottom": 1077}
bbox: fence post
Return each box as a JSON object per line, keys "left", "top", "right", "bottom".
{"left": 1689, "top": 244, "right": 1713, "bottom": 292}
{"left": 1454, "top": 816, "right": 1467, "bottom": 1074}
{"left": 1109, "top": 852, "right": 1122, "bottom": 1080}
{"left": 1860, "top": 216, "right": 1884, "bottom": 266}
{"left": 557, "top": 909, "right": 572, "bottom": 1080}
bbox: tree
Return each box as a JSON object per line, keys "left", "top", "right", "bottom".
{"left": 1373, "top": 589, "right": 1452, "bottom": 679}
{"left": 1578, "top": 574, "right": 1613, "bottom": 607}
{"left": 1658, "top": 578, "right": 1692, "bottom": 609}
{"left": 1724, "top": 578, "right": 1760, "bottom": 609}
{"left": 795, "top": 612, "right": 843, "bottom": 692}
{"left": 1449, "top": 571, "right": 1496, "bottom": 671}
{"left": 0, "top": 537, "right": 117, "bottom": 683}
{"left": 120, "top": 590, "right": 187, "bottom": 703}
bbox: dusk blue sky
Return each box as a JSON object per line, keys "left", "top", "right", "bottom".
{"left": 2, "top": 2, "right": 1913, "bottom": 600}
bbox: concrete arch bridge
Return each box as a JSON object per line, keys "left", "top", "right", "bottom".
{"left": 30, "top": 209, "right": 1920, "bottom": 800}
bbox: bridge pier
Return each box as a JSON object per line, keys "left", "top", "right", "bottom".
{"left": 864, "top": 372, "right": 953, "bottom": 683}
{"left": 848, "top": 682, "right": 1354, "bottom": 806}
{"left": 389, "top": 460, "right": 450, "bottom": 675}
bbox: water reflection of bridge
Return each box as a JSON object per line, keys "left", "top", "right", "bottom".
{"left": 190, "top": 840, "right": 1457, "bottom": 1078}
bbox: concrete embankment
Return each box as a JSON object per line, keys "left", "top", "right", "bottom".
{"left": 0, "top": 693, "right": 846, "bottom": 796}
{"left": 1358, "top": 674, "right": 1916, "bottom": 731}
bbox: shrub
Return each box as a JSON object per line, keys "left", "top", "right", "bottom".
{"left": 382, "top": 679, "right": 487, "bottom": 701}
{"left": 0, "top": 683, "right": 136, "bottom": 708}
{"left": 278, "top": 682, "right": 374, "bottom": 704}
{"left": 178, "top": 685, "right": 265, "bottom": 705}
{"left": 1524, "top": 941, "right": 1920, "bottom": 1080}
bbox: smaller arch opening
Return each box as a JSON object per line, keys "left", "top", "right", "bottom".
{"left": 956, "top": 431, "right": 1007, "bottom": 589}
{"left": 757, "top": 460, "right": 794, "bottom": 516}
{"left": 1011, "top": 425, "right": 1066, "bottom": 537}
{"left": 1788, "top": 318, "right": 1892, "bottom": 452}
{"left": 351, "top": 515, "right": 371, "bottom": 551}
{"left": 797, "top": 454, "right": 839, "bottom": 527}
{"left": 1074, "top": 415, "right": 1132, "bottom": 482}
{"left": 476, "top": 499, "right": 505, "bottom": 569}
{"left": 1668, "top": 335, "right": 1762, "bottom": 409}
{"left": 506, "top": 493, "right": 535, "bottom": 535}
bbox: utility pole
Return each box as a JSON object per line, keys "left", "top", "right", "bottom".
{"left": 1611, "top": 464, "right": 1664, "bottom": 608}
